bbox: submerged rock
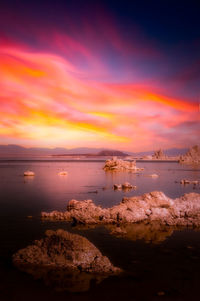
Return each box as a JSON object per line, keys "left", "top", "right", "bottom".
{"left": 13, "top": 229, "right": 121, "bottom": 292}
{"left": 41, "top": 191, "right": 200, "bottom": 227}
{"left": 103, "top": 157, "right": 144, "bottom": 171}
{"left": 179, "top": 145, "right": 200, "bottom": 164}
{"left": 24, "top": 170, "right": 35, "bottom": 176}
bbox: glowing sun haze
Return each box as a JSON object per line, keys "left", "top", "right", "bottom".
{"left": 0, "top": 0, "right": 199, "bottom": 151}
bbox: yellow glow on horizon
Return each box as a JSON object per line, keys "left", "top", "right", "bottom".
{"left": 0, "top": 45, "right": 198, "bottom": 151}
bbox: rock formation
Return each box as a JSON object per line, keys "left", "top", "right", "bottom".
{"left": 41, "top": 191, "right": 200, "bottom": 227}
{"left": 113, "top": 183, "right": 137, "bottom": 190}
{"left": 179, "top": 145, "right": 200, "bottom": 164}
{"left": 103, "top": 157, "right": 144, "bottom": 171}
{"left": 121, "top": 182, "right": 134, "bottom": 189}
{"left": 180, "top": 179, "right": 199, "bottom": 185}
{"left": 113, "top": 184, "right": 122, "bottom": 190}
{"left": 13, "top": 229, "right": 121, "bottom": 292}
{"left": 152, "top": 149, "right": 167, "bottom": 160}
{"left": 58, "top": 171, "right": 68, "bottom": 175}
{"left": 24, "top": 170, "right": 35, "bottom": 176}
{"left": 149, "top": 174, "right": 159, "bottom": 178}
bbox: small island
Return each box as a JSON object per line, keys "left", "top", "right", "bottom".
{"left": 103, "top": 157, "right": 144, "bottom": 171}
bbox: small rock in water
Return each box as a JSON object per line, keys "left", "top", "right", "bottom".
{"left": 180, "top": 179, "right": 189, "bottom": 185}
{"left": 157, "top": 291, "right": 165, "bottom": 296}
{"left": 180, "top": 179, "right": 199, "bottom": 185}
{"left": 149, "top": 174, "right": 159, "bottom": 178}
{"left": 58, "top": 171, "right": 68, "bottom": 176}
{"left": 122, "top": 182, "right": 133, "bottom": 189}
{"left": 113, "top": 184, "right": 122, "bottom": 190}
{"left": 114, "top": 183, "right": 137, "bottom": 190}
{"left": 24, "top": 171, "right": 35, "bottom": 176}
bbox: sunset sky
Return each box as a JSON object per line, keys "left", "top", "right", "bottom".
{"left": 0, "top": 0, "right": 199, "bottom": 151}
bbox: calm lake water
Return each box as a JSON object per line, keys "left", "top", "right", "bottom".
{"left": 0, "top": 159, "right": 200, "bottom": 301}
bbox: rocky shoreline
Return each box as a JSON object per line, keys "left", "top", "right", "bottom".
{"left": 41, "top": 191, "right": 200, "bottom": 227}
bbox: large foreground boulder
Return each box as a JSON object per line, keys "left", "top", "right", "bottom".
{"left": 13, "top": 229, "right": 121, "bottom": 292}
{"left": 41, "top": 192, "right": 200, "bottom": 227}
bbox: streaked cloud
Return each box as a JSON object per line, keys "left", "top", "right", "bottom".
{"left": 0, "top": 14, "right": 199, "bottom": 151}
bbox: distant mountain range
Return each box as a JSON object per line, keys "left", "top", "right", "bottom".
{"left": 0, "top": 145, "right": 127, "bottom": 156}
{"left": 131, "top": 148, "right": 189, "bottom": 157}
{"left": 0, "top": 144, "right": 189, "bottom": 157}
{"left": 53, "top": 150, "right": 129, "bottom": 157}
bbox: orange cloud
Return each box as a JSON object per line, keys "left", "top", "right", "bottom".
{"left": 0, "top": 44, "right": 199, "bottom": 151}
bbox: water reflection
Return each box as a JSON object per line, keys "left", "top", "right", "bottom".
{"left": 74, "top": 222, "right": 176, "bottom": 244}
{"left": 16, "top": 264, "right": 108, "bottom": 292}
{"left": 74, "top": 222, "right": 200, "bottom": 246}
{"left": 0, "top": 160, "right": 199, "bottom": 215}
{"left": 23, "top": 176, "right": 35, "bottom": 184}
{"left": 106, "top": 222, "right": 175, "bottom": 244}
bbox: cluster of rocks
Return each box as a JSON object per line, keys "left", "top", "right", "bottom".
{"left": 103, "top": 157, "right": 144, "bottom": 171}
{"left": 41, "top": 191, "right": 200, "bottom": 227}
{"left": 179, "top": 145, "right": 200, "bottom": 164}
{"left": 179, "top": 179, "right": 199, "bottom": 185}
{"left": 13, "top": 229, "right": 121, "bottom": 292}
{"left": 152, "top": 149, "right": 167, "bottom": 160}
{"left": 113, "top": 182, "right": 137, "bottom": 190}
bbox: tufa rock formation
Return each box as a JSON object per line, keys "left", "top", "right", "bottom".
{"left": 58, "top": 171, "right": 68, "bottom": 176}
{"left": 24, "top": 170, "right": 35, "bottom": 176}
{"left": 152, "top": 149, "right": 167, "bottom": 160}
{"left": 113, "top": 183, "right": 137, "bottom": 190}
{"left": 103, "top": 157, "right": 144, "bottom": 171}
{"left": 149, "top": 174, "right": 159, "bottom": 178}
{"left": 179, "top": 145, "right": 200, "bottom": 164}
{"left": 179, "top": 179, "right": 199, "bottom": 185}
{"left": 13, "top": 229, "right": 121, "bottom": 292}
{"left": 41, "top": 191, "right": 200, "bottom": 227}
